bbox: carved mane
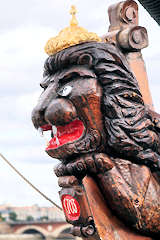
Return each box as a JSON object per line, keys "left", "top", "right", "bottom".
{"left": 44, "top": 42, "right": 160, "bottom": 170}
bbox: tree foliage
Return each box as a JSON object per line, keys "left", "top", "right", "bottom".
{"left": 9, "top": 211, "right": 17, "bottom": 221}
{"left": 26, "top": 215, "right": 34, "bottom": 221}
{"left": 0, "top": 213, "right": 5, "bottom": 222}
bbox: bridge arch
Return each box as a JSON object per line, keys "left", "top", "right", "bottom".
{"left": 15, "top": 225, "right": 48, "bottom": 237}
{"left": 52, "top": 223, "right": 72, "bottom": 238}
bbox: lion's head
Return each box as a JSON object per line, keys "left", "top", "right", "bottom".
{"left": 32, "top": 42, "right": 160, "bottom": 168}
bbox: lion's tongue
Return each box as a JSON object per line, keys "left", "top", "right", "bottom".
{"left": 46, "top": 119, "right": 84, "bottom": 150}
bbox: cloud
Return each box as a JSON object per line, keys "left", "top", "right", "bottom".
{"left": 0, "top": 0, "right": 160, "bottom": 207}
{"left": 0, "top": 158, "right": 60, "bottom": 206}
{"left": 0, "top": 25, "right": 55, "bottom": 96}
{"left": 0, "top": 0, "right": 112, "bottom": 33}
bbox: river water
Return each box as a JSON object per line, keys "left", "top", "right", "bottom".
{"left": 0, "top": 234, "right": 75, "bottom": 240}
{"left": 0, "top": 234, "right": 43, "bottom": 240}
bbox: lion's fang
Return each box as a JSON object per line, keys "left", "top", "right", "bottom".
{"left": 38, "top": 127, "right": 43, "bottom": 137}
{"left": 38, "top": 127, "right": 50, "bottom": 146}
{"left": 52, "top": 125, "right": 60, "bottom": 145}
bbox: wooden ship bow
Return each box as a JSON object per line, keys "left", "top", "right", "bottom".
{"left": 32, "top": 1, "right": 160, "bottom": 239}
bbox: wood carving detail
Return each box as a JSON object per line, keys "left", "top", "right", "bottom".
{"left": 32, "top": 41, "right": 160, "bottom": 238}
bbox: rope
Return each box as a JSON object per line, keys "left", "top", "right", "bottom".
{"left": 0, "top": 153, "right": 62, "bottom": 211}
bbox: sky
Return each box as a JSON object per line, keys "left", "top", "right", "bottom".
{"left": 0, "top": 0, "right": 160, "bottom": 208}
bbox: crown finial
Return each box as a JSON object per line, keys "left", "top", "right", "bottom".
{"left": 70, "top": 5, "right": 78, "bottom": 26}
{"left": 70, "top": 5, "right": 77, "bottom": 15}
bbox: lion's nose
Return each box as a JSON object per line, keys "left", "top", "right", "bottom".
{"left": 44, "top": 98, "right": 77, "bottom": 126}
{"left": 32, "top": 106, "right": 47, "bottom": 129}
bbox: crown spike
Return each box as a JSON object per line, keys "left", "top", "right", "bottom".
{"left": 70, "top": 5, "right": 78, "bottom": 27}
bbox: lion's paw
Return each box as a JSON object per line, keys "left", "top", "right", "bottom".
{"left": 54, "top": 153, "right": 114, "bottom": 179}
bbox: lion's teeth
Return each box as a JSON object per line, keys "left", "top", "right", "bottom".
{"left": 52, "top": 125, "right": 57, "bottom": 135}
{"left": 38, "top": 127, "right": 43, "bottom": 137}
{"left": 52, "top": 125, "right": 60, "bottom": 145}
{"left": 56, "top": 137, "right": 60, "bottom": 145}
{"left": 38, "top": 128, "right": 50, "bottom": 146}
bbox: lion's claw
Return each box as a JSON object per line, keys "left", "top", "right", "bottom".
{"left": 54, "top": 163, "right": 67, "bottom": 177}
{"left": 54, "top": 153, "right": 114, "bottom": 179}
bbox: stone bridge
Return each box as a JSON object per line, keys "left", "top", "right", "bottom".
{"left": 0, "top": 221, "right": 81, "bottom": 240}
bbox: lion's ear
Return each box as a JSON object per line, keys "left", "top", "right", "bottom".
{"left": 78, "top": 54, "right": 93, "bottom": 67}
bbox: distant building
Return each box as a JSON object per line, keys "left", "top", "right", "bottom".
{"left": 0, "top": 204, "right": 64, "bottom": 221}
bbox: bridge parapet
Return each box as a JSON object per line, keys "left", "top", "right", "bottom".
{"left": 10, "top": 220, "right": 74, "bottom": 238}
{"left": 0, "top": 222, "right": 12, "bottom": 234}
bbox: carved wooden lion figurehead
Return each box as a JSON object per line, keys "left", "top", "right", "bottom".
{"left": 32, "top": 42, "right": 160, "bottom": 170}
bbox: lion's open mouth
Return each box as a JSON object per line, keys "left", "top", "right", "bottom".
{"left": 39, "top": 119, "right": 85, "bottom": 150}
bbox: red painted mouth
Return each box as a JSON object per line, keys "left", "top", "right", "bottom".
{"left": 40, "top": 119, "right": 85, "bottom": 150}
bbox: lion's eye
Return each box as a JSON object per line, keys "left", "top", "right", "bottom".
{"left": 58, "top": 85, "right": 73, "bottom": 97}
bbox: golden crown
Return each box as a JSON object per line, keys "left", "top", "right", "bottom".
{"left": 44, "top": 5, "right": 102, "bottom": 55}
